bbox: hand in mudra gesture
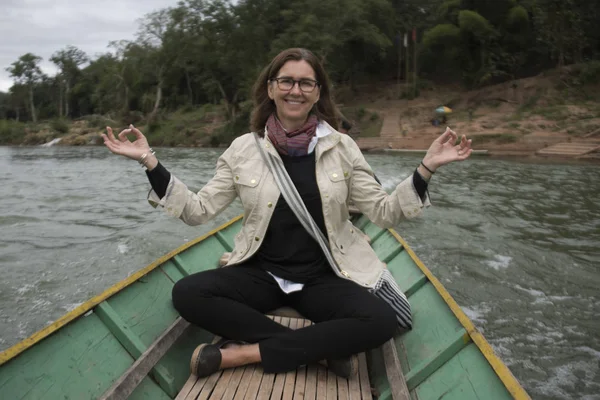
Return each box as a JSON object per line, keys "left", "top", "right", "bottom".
{"left": 422, "top": 127, "right": 472, "bottom": 171}
{"left": 101, "top": 124, "right": 151, "bottom": 161}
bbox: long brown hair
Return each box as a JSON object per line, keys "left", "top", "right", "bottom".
{"left": 250, "top": 48, "right": 339, "bottom": 135}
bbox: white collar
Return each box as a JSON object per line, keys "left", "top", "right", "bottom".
{"left": 308, "top": 122, "right": 332, "bottom": 153}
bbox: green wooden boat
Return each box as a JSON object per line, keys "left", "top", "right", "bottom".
{"left": 0, "top": 215, "right": 530, "bottom": 400}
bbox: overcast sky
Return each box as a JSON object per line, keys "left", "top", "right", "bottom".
{"left": 0, "top": 0, "right": 178, "bottom": 92}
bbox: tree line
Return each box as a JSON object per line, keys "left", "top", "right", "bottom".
{"left": 1, "top": 0, "right": 598, "bottom": 124}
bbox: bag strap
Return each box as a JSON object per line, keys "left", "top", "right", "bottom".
{"left": 252, "top": 132, "right": 340, "bottom": 273}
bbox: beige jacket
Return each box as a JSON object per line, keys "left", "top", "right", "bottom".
{"left": 148, "top": 122, "right": 430, "bottom": 288}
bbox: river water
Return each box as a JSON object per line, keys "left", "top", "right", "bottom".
{"left": 0, "top": 146, "right": 598, "bottom": 399}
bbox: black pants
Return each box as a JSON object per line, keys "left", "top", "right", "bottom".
{"left": 172, "top": 264, "right": 397, "bottom": 373}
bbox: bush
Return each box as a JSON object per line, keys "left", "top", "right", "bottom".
{"left": 0, "top": 120, "right": 27, "bottom": 145}
{"left": 578, "top": 61, "right": 600, "bottom": 85}
{"left": 50, "top": 119, "right": 70, "bottom": 134}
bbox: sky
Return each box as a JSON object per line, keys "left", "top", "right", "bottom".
{"left": 0, "top": 0, "right": 178, "bottom": 92}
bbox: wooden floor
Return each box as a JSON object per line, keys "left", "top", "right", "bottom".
{"left": 176, "top": 317, "right": 372, "bottom": 400}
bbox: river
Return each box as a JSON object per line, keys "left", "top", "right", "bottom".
{"left": 0, "top": 146, "right": 598, "bottom": 399}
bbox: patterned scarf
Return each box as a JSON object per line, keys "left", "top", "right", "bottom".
{"left": 266, "top": 113, "right": 319, "bottom": 156}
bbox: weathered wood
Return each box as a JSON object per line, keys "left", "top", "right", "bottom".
{"left": 222, "top": 367, "right": 248, "bottom": 400}
{"left": 316, "top": 366, "right": 328, "bottom": 400}
{"left": 337, "top": 376, "right": 349, "bottom": 400}
{"left": 209, "top": 368, "right": 235, "bottom": 400}
{"left": 176, "top": 317, "right": 374, "bottom": 400}
{"left": 244, "top": 366, "right": 265, "bottom": 400}
{"left": 347, "top": 367, "right": 361, "bottom": 400}
{"left": 233, "top": 365, "right": 257, "bottom": 400}
{"left": 304, "top": 365, "right": 318, "bottom": 400}
{"left": 357, "top": 353, "right": 371, "bottom": 400}
{"left": 256, "top": 371, "right": 276, "bottom": 400}
{"left": 382, "top": 339, "right": 411, "bottom": 400}
{"left": 326, "top": 370, "right": 337, "bottom": 400}
{"left": 99, "top": 317, "right": 190, "bottom": 400}
{"left": 197, "top": 368, "right": 224, "bottom": 400}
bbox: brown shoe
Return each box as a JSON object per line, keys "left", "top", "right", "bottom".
{"left": 326, "top": 355, "right": 358, "bottom": 378}
{"left": 190, "top": 343, "right": 222, "bottom": 377}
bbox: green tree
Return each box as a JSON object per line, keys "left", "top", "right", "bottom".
{"left": 6, "top": 53, "right": 44, "bottom": 122}
{"left": 50, "top": 46, "right": 88, "bottom": 117}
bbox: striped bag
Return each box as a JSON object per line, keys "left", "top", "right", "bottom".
{"left": 253, "top": 133, "right": 412, "bottom": 330}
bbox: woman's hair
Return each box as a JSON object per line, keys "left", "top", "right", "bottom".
{"left": 250, "top": 48, "right": 339, "bottom": 135}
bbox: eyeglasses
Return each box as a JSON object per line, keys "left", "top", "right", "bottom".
{"left": 270, "top": 77, "right": 320, "bottom": 93}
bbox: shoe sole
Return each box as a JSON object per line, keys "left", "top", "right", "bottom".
{"left": 190, "top": 343, "right": 211, "bottom": 376}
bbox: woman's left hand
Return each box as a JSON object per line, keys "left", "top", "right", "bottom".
{"left": 422, "top": 127, "right": 472, "bottom": 172}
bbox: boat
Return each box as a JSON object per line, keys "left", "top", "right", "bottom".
{"left": 0, "top": 214, "right": 530, "bottom": 399}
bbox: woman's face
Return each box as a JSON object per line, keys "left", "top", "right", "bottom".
{"left": 268, "top": 60, "right": 320, "bottom": 129}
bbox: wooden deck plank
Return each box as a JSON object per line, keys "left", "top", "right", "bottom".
{"left": 197, "top": 370, "right": 224, "bottom": 400}
{"left": 233, "top": 365, "right": 257, "bottom": 400}
{"left": 304, "top": 365, "right": 318, "bottom": 400}
{"left": 209, "top": 368, "right": 236, "bottom": 400}
{"left": 256, "top": 371, "right": 276, "bottom": 400}
{"left": 326, "top": 370, "right": 337, "bottom": 400}
{"left": 382, "top": 339, "right": 410, "bottom": 400}
{"left": 221, "top": 367, "right": 247, "bottom": 400}
{"left": 270, "top": 370, "right": 286, "bottom": 400}
{"left": 357, "top": 353, "right": 370, "bottom": 400}
{"left": 336, "top": 377, "right": 349, "bottom": 400}
{"left": 176, "top": 374, "right": 204, "bottom": 400}
{"left": 316, "top": 366, "right": 328, "bottom": 400}
{"left": 347, "top": 367, "right": 361, "bottom": 400}
{"left": 244, "top": 366, "right": 266, "bottom": 400}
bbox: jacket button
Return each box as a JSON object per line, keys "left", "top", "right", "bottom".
{"left": 332, "top": 173, "right": 338, "bottom": 178}
{"left": 265, "top": 143, "right": 270, "bottom": 148}
{"left": 235, "top": 176, "right": 239, "bottom": 180}
{"left": 344, "top": 171, "right": 348, "bottom": 177}
{"left": 267, "top": 202, "right": 273, "bottom": 208}
{"left": 255, "top": 237, "right": 260, "bottom": 241}
{"left": 250, "top": 179, "right": 256, "bottom": 184}
{"left": 325, "top": 194, "right": 329, "bottom": 198}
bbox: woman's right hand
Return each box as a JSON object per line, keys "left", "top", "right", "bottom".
{"left": 101, "top": 124, "right": 151, "bottom": 161}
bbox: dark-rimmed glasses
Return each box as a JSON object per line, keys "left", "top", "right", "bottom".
{"left": 270, "top": 77, "right": 320, "bottom": 93}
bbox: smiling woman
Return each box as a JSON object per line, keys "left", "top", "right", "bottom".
{"left": 99, "top": 47, "right": 473, "bottom": 381}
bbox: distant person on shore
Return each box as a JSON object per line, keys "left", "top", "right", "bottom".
{"left": 101, "top": 48, "right": 472, "bottom": 379}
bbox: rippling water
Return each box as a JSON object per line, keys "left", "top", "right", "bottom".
{"left": 1, "top": 146, "right": 599, "bottom": 399}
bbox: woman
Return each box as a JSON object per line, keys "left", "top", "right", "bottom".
{"left": 101, "top": 48, "right": 472, "bottom": 379}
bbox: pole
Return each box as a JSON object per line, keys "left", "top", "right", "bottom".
{"left": 405, "top": 32, "right": 410, "bottom": 96}
{"left": 397, "top": 33, "right": 402, "bottom": 99}
{"left": 413, "top": 28, "right": 418, "bottom": 98}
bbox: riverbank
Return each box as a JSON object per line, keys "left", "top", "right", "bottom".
{"left": 2, "top": 65, "right": 599, "bottom": 161}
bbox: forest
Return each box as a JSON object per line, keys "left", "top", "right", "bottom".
{"left": 1, "top": 0, "right": 599, "bottom": 146}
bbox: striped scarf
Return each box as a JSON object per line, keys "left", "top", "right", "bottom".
{"left": 266, "top": 113, "right": 319, "bottom": 156}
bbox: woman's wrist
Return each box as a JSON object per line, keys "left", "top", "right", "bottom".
{"left": 416, "top": 164, "right": 432, "bottom": 182}
{"left": 421, "top": 157, "right": 438, "bottom": 173}
{"left": 144, "top": 154, "right": 159, "bottom": 171}
{"left": 138, "top": 148, "right": 158, "bottom": 170}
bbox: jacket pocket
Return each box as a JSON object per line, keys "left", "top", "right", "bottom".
{"left": 233, "top": 168, "right": 262, "bottom": 209}
{"left": 327, "top": 168, "right": 350, "bottom": 204}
